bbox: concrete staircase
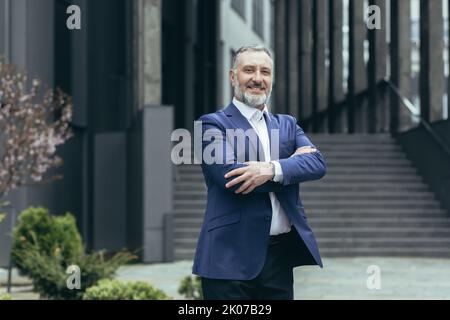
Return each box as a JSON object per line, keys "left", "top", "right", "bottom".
{"left": 173, "top": 134, "right": 450, "bottom": 260}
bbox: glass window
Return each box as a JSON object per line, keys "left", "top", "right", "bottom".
{"left": 231, "top": 0, "right": 246, "bottom": 20}
{"left": 252, "top": 0, "right": 264, "bottom": 39}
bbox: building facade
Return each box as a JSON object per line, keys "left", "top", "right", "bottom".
{"left": 219, "top": 0, "right": 274, "bottom": 106}
{"left": 0, "top": 0, "right": 273, "bottom": 263}
{"left": 2, "top": 0, "right": 449, "bottom": 264}
{"left": 1, "top": 0, "right": 171, "bottom": 263}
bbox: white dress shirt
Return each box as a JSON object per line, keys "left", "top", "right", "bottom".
{"left": 233, "top": 98, "right": 292, "bottom": 236}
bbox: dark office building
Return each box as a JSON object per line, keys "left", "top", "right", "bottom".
{"left": 1, "top": 0, "right": 450, "bottom": 263}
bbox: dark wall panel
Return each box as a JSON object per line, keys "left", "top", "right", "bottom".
{"left": 397, "top": 120, "right": 450, "bottom": 214}
{"left": 93, "top": 133, "right": 127, "bottom": 251}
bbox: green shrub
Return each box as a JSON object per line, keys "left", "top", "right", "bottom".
{"left": 11, "top": 207, "right": 135, "bottom": 300}
{"left": 12, "top": 207, "right": 83, "bottom": 270}
{"left": 178, "top": 275, "right": 203, "bottom": 300}
{"left": 83, "top": 279, "right": 171, "bottom": 300}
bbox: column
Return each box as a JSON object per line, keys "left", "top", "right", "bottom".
{"left": 328, "top": 0, "right": 345, "bottom": 132}
{"left": 390, "top": 0, "right": 412, "bottom": 133}
{"left": 420, "top": 0, "right": 444, "bottom": 122}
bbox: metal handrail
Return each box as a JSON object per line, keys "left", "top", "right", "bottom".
{"left": 301, "top": 78, "right": 450, "bottom": 161}
{"left": 383, "top": 79, "right": 450, "bottom": 160}
{"left": 301, "top": 81, "right": 386, "bottom": 129}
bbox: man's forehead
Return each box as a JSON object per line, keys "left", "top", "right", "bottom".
{"left": 237, "top": 51, "right": 273, "bottom": 68}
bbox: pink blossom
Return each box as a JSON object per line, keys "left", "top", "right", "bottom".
{"left": 0, "top": 58, "right": 73, "bottom": 197}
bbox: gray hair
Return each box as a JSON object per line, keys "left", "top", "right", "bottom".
{"left": 231, "top": 45, "right": 273, "bottom": 71}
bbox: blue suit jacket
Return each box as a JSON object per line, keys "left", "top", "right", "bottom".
{"left": 192, "top": 103, "right": 327, "bottom": 280}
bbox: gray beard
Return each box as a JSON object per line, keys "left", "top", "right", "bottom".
{"left": 233, "top": 81, "right": 272, "bottom": 107}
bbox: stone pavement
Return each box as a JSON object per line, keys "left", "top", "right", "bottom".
{"left": 2, "top": 257, "right": 450, "bottom": 300}
{"left": 112, "top": 257, "right": 450, "bottom": 300}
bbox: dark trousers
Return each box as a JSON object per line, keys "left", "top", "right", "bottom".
{"left": 201, "top": 231, "right": 295, "bottom": 300}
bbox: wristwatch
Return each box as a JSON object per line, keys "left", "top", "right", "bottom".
{"left": 270, "top": 162, "right": 275, "bottom": 181}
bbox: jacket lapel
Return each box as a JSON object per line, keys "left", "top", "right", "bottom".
{"left": 224, "top": 103, "right": 263, "bottom": 161}
{"left": 265, "top": 111, "right": 280, "bottom": 161}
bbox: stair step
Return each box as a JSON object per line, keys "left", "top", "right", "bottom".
{"left": 302, "top": 192, "right": 435, "bottom": 200}
{"left": 319, "top": 168, "right": 417, "bottom": 174}
{"left": 173, "top": 198, "right": 442, "bottom": 207}
{"left": 172, "top": 207, "right": 448, "bottom": 215}
{"left": 302, "top": 181, "right": 428, "bottom": 189}
{"left": 313, "top": 144, "right": 402, "bottom": 150}
{"left": 307, "top": 220, "right": 450, "bottom": 228}
{"left": 175, "top": 230, "right": 201, "bottom": 238}
{"left": 176, "top": 160, "right": 414, "bottom": 172}
{"left": 173, "top": 204, "right": 441, "bottom": 211}
{"left": 173, "top": 198, "right": 442, "bottom": 204}
{"left": 175, "top": 191, "right": 436, "bottom": 201}
{"left": 302, "top": 186, "right": 430, "bottom": 192}
{"left": 309, "top": 207, "right": 447, "bottom": 214}
{"left": 173, "top": 218, "right": 450, "bottom": 229}
{"left": 301, "top": 199, "right": 440, "bottom": 206}
{"left": 173, "top": 212, "right": 447, "bottom": 220}
{"left": 313, "top": 139, "right": 397, "bottom": 144}
{"left": 178, "top": 158, "right": 412, "bottom": 166}
{"left": 174, "top": 249, "right": 196, "bottom": 261}
{"left": 312, "top": 227, "right": 450, "bottom": 238}
{"left": 175, "top": 226, "right": 450, "bottom": 238}
{"left": 319, "top": 248, "right": 450, "bottom": 257}
{"left": 174, "top": 242, "right": 199, "bottom": 250}
{"left": 172, "top": 135, "right": 450, "bottom": 260}
{"left": 308, "top": 134, "right": 392, "bottom": 140}
{"left": 172, "top": 238, "right": 450, "bottom": 251}
{"left": 176, "top": 184, "right": 430, "bottom": 192}
{"left": 313, "top": 141, "right": 397, "bottom": 146}
{"left": 325, "top": 160, "right": 413, "bottom": 167}
{"left": 176, "top": 172, "right": 422, "bottom": 181}
{"left": 317, "top": 237, "right": 450, "bottom": 246}
{"left": 311, "top": 175, "right": 422, "bottom": 182}
{"left": 307, "top": 152, "right": 407, "bottom": 159}
{"left": 173, "top": 217, "right": 450, "bottom": 224}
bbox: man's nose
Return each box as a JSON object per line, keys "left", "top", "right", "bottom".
{"left": 252, "top": 71, "right": 263, "bottom": 82}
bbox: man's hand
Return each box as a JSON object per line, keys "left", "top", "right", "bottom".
{"left": 225, "top": 162, "right": 274, "bottom": 195}
{"left": 291, "top": 146, "right": 317, "bottom": 157}
{"left": 224, "top": 146, "right": 318, "bottom": 195}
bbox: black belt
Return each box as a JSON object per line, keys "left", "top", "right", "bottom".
{"left": 268, "top": 230, "right": 293, "bottom": 246}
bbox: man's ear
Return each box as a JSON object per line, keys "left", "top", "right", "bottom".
{"left": 229, "top": 69, "right": 235, "bottom": 84}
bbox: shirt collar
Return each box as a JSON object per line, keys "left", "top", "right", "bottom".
{"left": 233, "top": 97, "right": 269, "bottom": 122}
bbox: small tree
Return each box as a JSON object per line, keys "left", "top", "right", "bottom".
{"left": 178, "top": 275, "right": 203, "bottom": 300}
{"left": 0, "top": 57, "right": 73, "bottom": 202}
{"left": 12, "top": 207, "right": 136, "bottom": 300}
{"left": 0, "top": 58, "right": 73, "bottom": 299}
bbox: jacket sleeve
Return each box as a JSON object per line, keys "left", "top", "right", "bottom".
{"left": 196, "top": 114, "right": 285, "bottom": 194}
{"left": 277, "top": 117, "right": 327, "bottom": 186}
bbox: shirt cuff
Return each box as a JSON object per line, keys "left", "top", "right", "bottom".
{"left": 270, "top": 161, "right": 283, "bottom": 183}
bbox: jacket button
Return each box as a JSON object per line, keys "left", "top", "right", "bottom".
{"left": 265, "top": 216, "right": 271, "bottom": 221}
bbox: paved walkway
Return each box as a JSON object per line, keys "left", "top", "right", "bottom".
{"left": 2, "top": 257, "right": 450, "bottom": 299}
{"left": 116, "top": 257, "right": 450, "bottom": 300}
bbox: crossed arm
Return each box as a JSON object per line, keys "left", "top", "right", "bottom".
{"left": 225, "top": 146, "right": 318, "bottom": 194}
{"left": 198, "top": 115, "right": 327, "bottom": 195}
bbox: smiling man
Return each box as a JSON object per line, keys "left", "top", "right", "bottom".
{"left": 192, "top": 45, "right": 327, "bottom": 300}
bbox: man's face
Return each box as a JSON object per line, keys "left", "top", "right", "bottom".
{"left": 230, "top": 50, "right": 273, "bottom": 108}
